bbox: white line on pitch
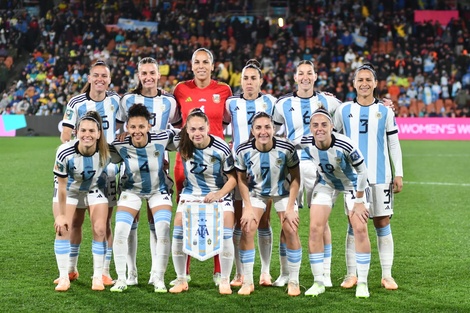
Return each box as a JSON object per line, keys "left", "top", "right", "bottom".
{"left": 404, "top": 154, "right": 468, "bottom": 157}
{"left": 404, "top": 181, "right": 470, "bottom": 187}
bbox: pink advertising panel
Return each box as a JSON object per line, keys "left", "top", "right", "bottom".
{"left": 396, "top": 118, "right": 470, "bottom": 140}
{"left": 0, "top": 116, "right": 16, "bottom": 137}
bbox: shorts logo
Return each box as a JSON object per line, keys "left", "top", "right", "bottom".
{"left": 213, "top": 94, "right": 220, "bottom": 103}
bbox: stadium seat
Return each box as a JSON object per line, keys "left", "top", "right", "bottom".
{"left": 409, "top": 99, "right": 418, "bottom": 116}
{"left": 426, "top": 103, "right": 436, "bottom": 114}
{"left": 434, "top": 99, "right": 444, "bottom": 113}
{"left": 444, "top": 99, "right": 456, "bottom": 112}
{"left": 298, "top": 37, "right": 305, "bottom": 50}
{"left": 255, "top": 43, "right": 263, "bottom": 58}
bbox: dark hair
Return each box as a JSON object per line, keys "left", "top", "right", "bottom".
{"left": 353, "top": 63, "right": 378, "bottom": 97}
{"left": 131, "top": 57, "right": 159, "bottom": 94}
{"left": 296, "top": 60, "right": 315, "bottom": 72}
{"left": 242, "top": 59, "right": 262, "bottom": 78}
{"left": 191, "top": 48, "right": 214, "bottom": 64}
{"left": 127, "top": 103, "right": 152, "bottom": 122}
{"left": 249, "top": 111, "right": 274, "bottom": 139}
{"left": 81, "top": 60, "right": 111, "bottom": 93}
{"left": 179, "top": 108, "right": 209, "bottom": 160}
{"left": 77, "top": 111, "right": 109, "bottom": 165}
{"left": 310, "top": 105, "right": 332, "bottom": 124}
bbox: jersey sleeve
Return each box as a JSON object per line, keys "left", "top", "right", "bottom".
{"left": 234, "top": 149, "right": 247, "bottom": 171}
{"left": 117, "top": 96, "right": 129, "bottom": 123}
{"left": 53, "top": 145, "right": 68, "bottom": 178}
{"left": 332, "top": 103, "right": 345, "bottom": 133}
{"left": 62, "top": 101, "right": 78, "bottom": 129}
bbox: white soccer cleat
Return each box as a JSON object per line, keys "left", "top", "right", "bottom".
{"left": 355, "top": 282, "right": 370, "bottom": 298}
{"left": 110, "top": 280, "right": 128, "bottom": 293}
{"left": 272, "top": 274, "right": 289, "bottom": 287}
{"left": 305, "top": 282, "right": 325, "bottom": 297}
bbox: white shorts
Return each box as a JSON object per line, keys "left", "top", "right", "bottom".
{"left": 118, "top": 191, "right": 173, "bottom": 211}
{"left": 177, "top": 194, "right": 234, "bottom": 213}
{"left": 353, "top": 183, "right": 393, "bottom": 218}
{"left": 246, "top": 195, "right": 298, "bottom": 213}
{"left": 67, "top": 188, "right": 109, "bottom": 207}
{"left": 311, "top": 184, "right": 340, "bottom": 207}
{"left": 299, "top": 158, "right": 317, "bottom": 203}
{"left": 52, "top": 176, "right": 87, "bottom": 209}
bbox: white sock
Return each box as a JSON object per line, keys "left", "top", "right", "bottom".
{"left": 103, "top": 245, "right": 112, "bottom": 277}
{"left": 153, "top": 210, "right": 172, "bottom": 279}
{"left": 221, "top": 228, "right": 234, "bottom": 280}
{"left": 279, "top": 242, "right": 288, "bottom": 276}
{"left": 287, "top": 248, "right": 302, "bottom": 283}
{"left": 55, "top": 239, "right": 70, "bottom": 278}
{"left": 258, "top": 227, "right": 272, "bottom": 275}
{"left": 113, "top": 211, "right": 133, "bottom": 281}
{"left": 171, "top": 226, "right": 186, "bottom": 279}
{"left": 68, "top": 243, "right": 80, "bottom": 272}
{"left": 240, "top": 249, "right": 255, "bottom": 284}
{"left": 309, "top": 252, "right": 324, "bottom": 284}
{"left": 356, "top": 252, "right": 371, "bottom": 284}
{"left": 232, "top": 228, "right": 242, "bottom": 276}
{"left": 323, "top": 243, "right": 332, "bottom": 278}
{"left": 127, "top": 222, "right": 138, "bottom": 274}
{"left": 376, "top": 225, "right": 394, "bottom": 278}
{"left": 92, "top": 240, "right": 106, "bottom": 278}
{"left": 345, "top": 224, "right": 356, "bottom": 276}
{"left": 149, "top": 222, "right": 158, "bottom": 273}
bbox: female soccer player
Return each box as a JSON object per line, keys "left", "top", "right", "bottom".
{"left": 169, "top": 108, "right": 237, "bottom": 295}
{"left": 300, "top": 107, "right": 371, "bottom": 298}
{"left": 171, "top": 48, "right": 232, "bottom": 285}
{"left": 53, "top": 111, "right": 110, "bottom": 292}
{"left": 333, "top": 64, "right": 403, "bottom": 290}
{"left": 225, "top": 59, "right": 277, "bottom": 287}
{"left": 55, "top": 60, "right": 121, "bottom": 286}
{"left": 109, "top": 103, "right": 177, "bottom": 293}
{"left": 235, "top": 112, "right": 302, "bottom": 297}
{"left": 120, "top": 57, "right": 180, "bottom": 286}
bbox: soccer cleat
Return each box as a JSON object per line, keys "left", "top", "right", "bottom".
{"left": 305, "top": 282, "right": 325, "bottom": 297}
{"left": 169, "top": 275, "right": 191, "bottom": 286}
{"left": 272, "top": 274, "right": 289, "bottom": 287}
{"left": 110, "top": 280, "right": 128, "bottom": 293}
{"left": 127, "top": 270, "right": 138, "bottom": 286}
{"left": 323, "top": 275, "right": 333, "bottom": 288}
{"left": 102, "top": 274, "right": 114, "bottom": 286}
{"left": 381, "top": 277, "right": 398, "bottom": 290}
{"left": 169, "top": 278, "right": 188, "bottom": 294}
{"left": 213, "top": 272, "right": 221, "bottom": 286}
{"left": 55, "top": 277, "right": 70, "bottom": 292}
{"left": 259, "top": 273, "right": 272, "bottom": 286}
{"left": 91, "top": 276, "right": 105, "bottom": 291}
{"left": 340, "top": 274, "right": 358, "bottom": 289}
{"left": 148, "top": 271, "right": 155, "bottom": 285}
{"left": 53, "top": 271, "right": 79, "bottom": 284}
{"left": 230, "top": 273, "right": 244, "bottom": 287}
{"left": 219, "top": 278, "right": 232, "bottom": 295}
{"left": 238, "top": 283, "right": 255, "bottom": 295}
{"left": 287, "top": 281, "right": 301, "bottom": 297}
{"left": 355, "top": 282, "right": 370, "bottom": 298}
{"left": 154, "top": 279, "right": 168, "bottom": 293}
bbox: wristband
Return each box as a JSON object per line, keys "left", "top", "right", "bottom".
{"left": 354, "top": 196, "right": 364, "bottom": 204}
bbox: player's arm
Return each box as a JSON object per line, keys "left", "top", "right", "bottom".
{"left": 284, "top": 163, "right": 300, "bottom": 232}
{"left": 60, "top": 126, "right": 73, "bottom": 143}
{"left": 237, "top": 168, "right": 258, "bottom": 232}
{"left": 204, "top": 169, "right": 237, "bottom": 203}
{"left": 388, "top": 132, "right": 403, "bottom": 193}
{"left": 54, "top": 176, "right": 68, "bottom": 235}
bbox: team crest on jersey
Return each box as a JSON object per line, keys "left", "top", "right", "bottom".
{"left": 213, "top": 94, "right": 220, "bottom": 103}
{"left": 160, "top": 104, "right": 166, "bottom": 111}
{"left": 376, "top": 112, "right": 382, "bottom": 119}
{"left": 211, "top": 156, "right": 217, "bottom": 163}
{"left": 336, "top": 157, "right": 342, "bottom": 164}
{"left": 276, "top": 158, "right": 283, "bottom": 165}
{"left": 262, "top": 103, "right": 267, "bottom": 110}
{"left": 110, "top": 104, "right": 114, "bottom": 112}
{"left": 154, "top": 151, "right": 160, "bottom": 157}
{"left": 64, "top": 108, "right": 74, "bottom": 120}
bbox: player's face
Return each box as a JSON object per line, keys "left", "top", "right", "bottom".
{"left": 354, "top": 70, "right": 377, "bottom": 98}
{"left": 186, "top": 116, "right": 210, "bottom": 148}
{"left": 127, "top": 116, "right": 151, "bottom": 147}
{"left": 77, "top": 120, "right": 100, "bottom": 149}
{"left": 310, "top": 114, "right": 333, "bottom": 144}
{"left": 251, "top": 116, "right": 274, "bottom": 145}
{"left": 88, "top": 65, "right": 111, "bottom": 93}
{"left": 192, "top": 51, "right": 213, "bottom": 82}
{"left": 138, "top": 63, "right": 160, "bottom": 90}
{"left": 294, "top": 63, "right": 317, "bottom": 92}
{"left": 242, "top": 67, "right": 262, "bottom": 98}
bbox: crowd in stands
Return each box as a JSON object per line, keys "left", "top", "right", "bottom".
{"left": 0, "top": 0, "right": 469, "bottom": 117}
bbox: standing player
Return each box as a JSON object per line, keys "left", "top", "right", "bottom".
{"left": 57, "top": 60, "right": 121, "bottom": 286}
{"left": 235, "top": 112, "right": 302, "bottom": 297}
{"left": 171, "top": 48, "right": 232, "bottom": 285}
{"left": 120, "top": 57, "right": 180, "bottom": 285}
{"left": 225, "top": 59, "right": 277, "bottom": 287}
{"left": 272, "top": 60, "right": 341, "bottom": 287}
{"left": 53, "top": 112, "right": 110, "bottom": 291}
{"left": 168, "top": 109, "right": 237, "bottom": 295}
{"left": 109, "top": 104, "right": 177, "bottom": 293}
{"left": 300, "top": 107, "right": 371, "bottom": 298}
{"left": 333, "top": 64, "right": 403, "bottom": 290}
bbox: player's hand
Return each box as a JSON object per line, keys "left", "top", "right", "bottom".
{"left": 393, "top": 176, "right": 403, "bottom": 193}
{"left": 116, "top": 131, "right": 128, "bottom": 142}
{"left": 382, "top": 98, "right": 396, "bottom": 112}
{"left": 351, "top": 203, "right": 369, "bottom": 224}
{"left": 282, "top": 210, "right": 299, "bottom": 232}
{"left": 54, "top": 214, "right": 69, "bottom": 236}
{"left": 203, "top": 191, "right": 222, "bottom": 203}
{"left": 240, "top": 207, "right": 258, "bottom": 232}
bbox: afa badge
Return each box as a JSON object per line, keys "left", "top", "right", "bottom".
{"left": 350, "top": 150, "right": 361, "bottom": 162}
{"left": 213, "top": 94, "right": 220, "bottom": 103}
{"left": 154, "top": 151, "right": 160, "bottom": 157}
{"left": 376, "top": 112, "right": 382, "bottom": 119}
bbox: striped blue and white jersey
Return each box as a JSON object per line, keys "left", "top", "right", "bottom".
{"left": 62, "top": 91, "right": 121, "bottom": 144}
{"left": 53, "top": 139, "right": 109, "bottom": 193}
{"left": 172, "top": 135, "right": 235, "bottom": 197}
{"left": 119, "top": 90, "right": 181, "bottom": 131}
{"left": 300, "top": 132, "right": 367, "bottom": 192}
{"left": 225, "top": 93, "right": 277, "bottom": 150}
{"left": 110, "top": 130, "right": 176, "bottom": 195}
{"left": 273, "top": 91, "right": 341, "bottom": 159}
{"left": 333, "top": 99, "right": 402, "bottom": 184}
{"left": 235, "top": 137, "right": 299, "bottom": 197}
